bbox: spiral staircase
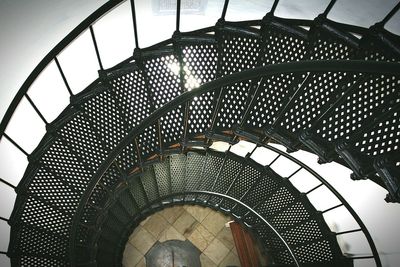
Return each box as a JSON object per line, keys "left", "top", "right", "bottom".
{"left": 1, "top": 0, "right": 400, "bottom": 266}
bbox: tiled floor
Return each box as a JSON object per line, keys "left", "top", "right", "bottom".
{"left": 122, "top": 205, "right": 241, "bottom": 267}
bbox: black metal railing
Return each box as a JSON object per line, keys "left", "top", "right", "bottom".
{"left": 1, "top": 0, "right": 400, "bottom": 265}
{"left": 70, "top": 60, "right": 400, "bottom": 266}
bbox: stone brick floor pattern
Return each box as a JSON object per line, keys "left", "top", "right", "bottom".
{"left": 122, "top": 205, "right": 241, "bottom": 267}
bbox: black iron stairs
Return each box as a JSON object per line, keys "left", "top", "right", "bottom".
{"left": 4, "top": 2, "right": 400, "bottom": 267}
{"left": 93, "top": 150, "right": 349, "bottom": 267}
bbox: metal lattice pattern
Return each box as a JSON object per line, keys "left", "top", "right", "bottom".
{"left": 3, "top": 2, "right": 399, "bottom": 266}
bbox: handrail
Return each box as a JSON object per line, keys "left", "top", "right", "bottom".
{"left": 0, "top": 0, "right": 126, "bottom": 137}
{"left": 263, "top": 144, "right": 382, "bottom": 267}
{"left": 69, "top": 60, "right": 400, "bottom": 265}
{"left": 99, "top": 190, "right": 301, "bottom": 266}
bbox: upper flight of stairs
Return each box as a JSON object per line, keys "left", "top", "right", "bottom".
{"left": 3, "top": 1, "right": 400, "bottom": 266}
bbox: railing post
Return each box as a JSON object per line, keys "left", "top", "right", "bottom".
{"left": 3, "top": 133, "right": 29, "bottom": 157}
{"left": 176, "top": 0, "right": 181, "bottom": 32}
{"left": 221, "top": 0, "right": 230, "bottom": 20}
{"left": 54, "top": 57, "right": 73, "bottom": 96}
{"left": 130, "top": 0, "right": 140, "bottom": 49}
{"left": 89, "top": 25, "right": 104, "bottom": 71}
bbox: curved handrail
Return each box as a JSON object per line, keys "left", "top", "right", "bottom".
{"left": 263, "top": 143, "right": 381, "bottom": 267}
{"left": 115, "top": 190, "right": 301, "bottom": 266}
{"left": 70, "top": 59, "right": 400, "bottom": 265}
{"left": 0, "top": 0, "right": 126, "bottom": 137}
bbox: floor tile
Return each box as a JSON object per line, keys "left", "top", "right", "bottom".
{"left": 216, "top": 226, "right": 234, "bottom": 250}
{"left": 160, "top": 205, "right": 185, "bottom": 224}
{"left": 135, "top": 257, "right": 146, "bottom": 267}
{"left": 143, "top": 213, "right": 169, "bottom": 239}
{"left": 122, "top": 243, "right": 143, "bottom": 267}
{"left": 158, "top": 225, "right": 186, "bottom": 242}
{"left": 140, "top": 215, "right": 151, "bottom": 226}
{"left": 185, "top": 205, "right": 211, "bottom": 223}
{"left": 200, "top": 253, "right": 217, "bottom": 267}
{"left": 218, "top": 251, "right": 241, "bottom": 267}
{"left": 172, "top": 210, "right": 198, "bottom": 237}
{"left": 202, "top": 210, "right": 229, "bottom": 235}
{"left": 188, "top": 224, "right": 215, "bottom": 251}
{"left": 129, "top": 227, "right": 157, "bottom": 255}
{"left": 203, "top": 237, "right": 230, "bottom": 265}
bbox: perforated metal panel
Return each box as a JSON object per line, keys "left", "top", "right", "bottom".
{"left": 128, "top": 175, "right": 148, "bottom": 208}
{"left": 282, "top": 219, "right": 324, "bottom": 245}
{"left": 80, "top": 84, "right": 127, "bottom": 150}
{"left": 280, "top": 72, "right": 359, "bottom": 133}
{"left": 58, "top": 112, "right": 108, "bottom": 170}
{"left": 154, "top": 160, "right": 172, "bottom": 197}
{"left": 137, "top": 124, "right": 160, "bottom": 160}
{"left": 233, "top": 169, "right": 281, "bottom": 217}
{"left": 294, "top": 239, "right": 334, "bottom": 264}
{"left": 119, "top": 189, "right": 139, "bottom": 217}
{"left": 41, "top": 138, "right": 92, "bottom": 193}
{"left": 19, "top": 256, "right": 68, "bottom": 267}
{"left": 101, "top": 163, "right": 121, "bottom": 188}
{"left": 140, "top": 166, "right": 160, "bottom": 203}
{"left": 315, "top": 74, "right": 400, "bottom": 142}
{"left": 209, "top": 154, "right": 242, "bottom": 205}
{"left": 242, "top": 73, "right": 299, "bottom": 130}
{"left": 16, "top": 226, "right": 68, "bottom": 258}
{"left": 116, "top": 142, "right": 138, "bottom": 172}
{"left": 169, "top": 154, "right": 187, "bottom": 193}
{"left": 260, "top": 19, "right": 308, "bottom": 65}
{"left": 159, "top": 106, "right": 184, "bottom": 147}
{"left": 255, "top": 187, "right": 296, "bottom": 218}
{"left": 179, "top": 40, "right": 218, "bottom": 138}
{"left": 270, "top": 202, "right": 310, "bottom": 231}
{"left": 143, "top": 51, "right": 184, "bottom": 148}
{"left": 108, "top": 67, "right": 152, "bottom": 129}
{"left": 27, "top": 165, "right": 80, "bottom": 214}
{"left": 220, "top": 162, "right": 260, "bottom": 211}
{"left": 213, "top": 26, "right": 261, "bottom": 133}
{"left": 198, "top": 151, "right": 224, "bottom": 191}
{"left": 20, "top": 195, "right": 70, "bottom": 235}
{"left": 309, "top": 21, "right": 359, "bottom": 61}
{"left": 356, "top": 109, "right": 400, "bottom": 157}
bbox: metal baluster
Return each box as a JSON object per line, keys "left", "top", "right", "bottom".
{"left": 55, "top": 57, "right": 73, "bottom": 96}
{"left": 89, "top": 25, "right": 104, "bottom": 71}
{"left": 287, "top": 166, "right": 302, "bottom": 179}
{"left": 3, "top": 133, "right": 29, "bottom": 157}
{"left": 270, "top": 0, "right": 280, "bottom": 15}
{"left": 377, "top": 2, "right": 400, "bottom": 26}
{"left": 25, "top": 94, "right": 48, "bottom": 125}
{"left": 322, "top": 0, "right": 337, "bottom": 17}
{"left": 221, "top": 0, "right": 230, "bottom": 20}
{"left": 176, "top": 0, "right": 181, "bottom": 32}
{"left": 130, "top": 0, "right": 140, "bottom": 49}
{"left": 0, "top": 177, "right": 16, "bottom": 190}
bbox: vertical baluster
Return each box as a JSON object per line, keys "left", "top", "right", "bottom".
{"left": 0, "top": 177, "right": 16, "bottom": 190}
{"left": 3, "top": 133, "right": 29, "bottom": 157}
{"left": 221, "top": 0, "right": 230, "bottom": 20}
{"left": 270, "top": 0, "right": 280, "bottom": 15}
{"left": 25, "top": 94, "right": 48, "bottom": 125}
{"left": 55, "top": 57, "right": 73, "bottom": 96}
{"left": 130, "top": 0, "right": 140, "bottom": 49}
{"left": 89, "top": 25, "right": 104, "bottom": 71}
{"left": 322, "top": 0, "right": 337, "bottom": 17}
{"left": 176, "top": 0, "right": 181, "bottom": 32}
{"left": 378, "top": 2, "right": 400, "bottom": 26}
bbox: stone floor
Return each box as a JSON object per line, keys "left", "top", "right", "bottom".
{"left": 122, "top": 205, "right": 241, "bottom": 267}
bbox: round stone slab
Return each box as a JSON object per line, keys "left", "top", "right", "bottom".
{"left": 146, "top": 239, "right": 201, "bottom": 267}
